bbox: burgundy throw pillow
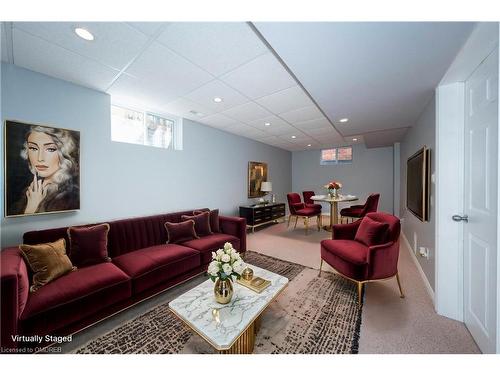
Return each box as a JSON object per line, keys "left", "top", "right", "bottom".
{"left": 193, "top": 209, "right": 220, "bottom": 233}
{"left": 165, "top": 220, "right": 199, "bottom": 244}
{"left": 67, "top": 224, "right": 111, "bottom": 267}
{"left": 182, "top": 211, "right": 212, "bottom": 237}
{"left": 354, "top": 216, "right": 389, "bottom": 247}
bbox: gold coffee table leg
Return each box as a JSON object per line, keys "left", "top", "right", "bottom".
{"left": 219, "top": 320, "right": 257, "bottom": 354}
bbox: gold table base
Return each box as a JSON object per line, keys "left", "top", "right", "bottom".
{"left": 218, "top": 317, "right": 260, "bottom": 354}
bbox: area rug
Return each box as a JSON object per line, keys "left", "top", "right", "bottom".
{"left": 74, "top": 251, "right": 362, "bottom": 354}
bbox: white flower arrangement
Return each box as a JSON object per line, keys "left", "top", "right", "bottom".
{"left": 208, "top": 242, "right": 246, "bottom": 282}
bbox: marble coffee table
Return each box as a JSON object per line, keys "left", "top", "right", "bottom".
{"left": 168, "top": 265, "right": 288, "bottom": 354}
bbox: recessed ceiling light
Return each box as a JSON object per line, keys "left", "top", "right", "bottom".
{"left": 213, "top": 97, "right": 223, "bottom": 103}
{"left": 339, "top": 118, "right": 349, "bottom": 123}
{"left": 307, "top": 144, "right": 312, "bottom": 147}
{"left": 264, "top": 122, "right": 271, "bottom": 126}
{"left": 291, "top": 135, "right": 297, "bottom": 139}
{"left": 74, "top": 27, "right": 94, "bottom": 41}
{"left": 352, "top": 138, "right": 358, "bottom": 141}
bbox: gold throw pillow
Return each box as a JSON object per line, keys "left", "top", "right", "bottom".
{"left": 19, "top": 238, "right": 76, "bottom": 292}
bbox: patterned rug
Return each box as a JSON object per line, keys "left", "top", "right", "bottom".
{"left": 74, "top": 251, "right": 362, "bottom": 354}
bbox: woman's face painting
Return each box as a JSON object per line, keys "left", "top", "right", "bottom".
{"left": 27, "top": 131, "right": 61, "bottom": 179}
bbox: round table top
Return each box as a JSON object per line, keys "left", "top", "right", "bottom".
{"left": 311, "top": 194, "right": 358, "bottom": 203}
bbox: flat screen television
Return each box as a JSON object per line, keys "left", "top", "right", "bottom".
{"left": 406, "top": 146, "right": 430, "bottom": 222}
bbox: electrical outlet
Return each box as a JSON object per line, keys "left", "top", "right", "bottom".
{"left": 419, "top": 247, "right": 429, "bottom": 258}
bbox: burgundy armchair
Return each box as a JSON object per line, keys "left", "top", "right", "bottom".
{"left": 319, "top": 212, "right": 404, "bottom": 304}
{"left": 340, "top": 193, "right": 380, "bottom": 223}
{"left": 302, "top": 191, "right": 323, "bottom": 211}
{"left": 286, "top": 193, "right": 322, "bottom": 235}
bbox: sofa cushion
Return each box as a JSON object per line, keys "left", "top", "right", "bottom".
{"left": 321, "top": 240, "right": 368, "bottom": 281}
{"left": 20, "top": 262, "right": 131, "bottom": 335}
{"left": 181, "top": 233, "right": 240, "bottom": 265}
{"left": 193, "top": 209, "right": 220, "bottom": 233}
{"left": 181, "top": 211, "right": 212, "bottom": 237}
{"left": 67, "top": 224, "right": 111, "bottom": 267}
{"left": 354, "top": 216, "right": 389, "bottom": 247}
{"left": 165, "top": 220, "right": 199, "bottom": 244}
{"left": 113, "top": 244, "right": 200, "bottom": 294}
{"left": 19, "top": 239, "right": 75, "bottom": 293}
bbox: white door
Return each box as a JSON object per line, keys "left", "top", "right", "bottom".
{"left": 463, "top": 48, "right": 498, "bottom": 354}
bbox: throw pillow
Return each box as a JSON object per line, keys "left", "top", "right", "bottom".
{"left": 165, "top": 220, "right": 199, "bottom": 244}
{"left": 193, "top": 209, "right": 220, "bottom": 233}
{"left": 19, "top": 238, "right": 75, "bottom": 293}
{"left": 354, "top": 216, "right": 389, "bottom": 247}
{"left": 182, "top": 211, "right": 212, "bottom": 237}
{"left": 67, "top": 223, "right": 111, "bottom": 267}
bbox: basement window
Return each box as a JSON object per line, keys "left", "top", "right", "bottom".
{"left": 320, "top": 146, "right": 353, "bottom": 165}
{"left": 111, "top": 105, "right": 183, "bottom": 150}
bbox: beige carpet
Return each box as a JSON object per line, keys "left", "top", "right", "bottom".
{"left": 247, "top": 219, "right": 481, "bottom": 354}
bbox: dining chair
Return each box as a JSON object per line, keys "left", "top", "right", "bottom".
{"left": 340, "top": 193, "right": 380, "bottom": 223}
{"left": 286, "top": 193, "right": 322, "bottom": 235}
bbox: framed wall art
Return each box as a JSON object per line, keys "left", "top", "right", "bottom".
{"left": 248, "top": 161, "right": 268, "bottom": 198}
{"left": 4, "top": 120, "right": 80, "bottom": 217}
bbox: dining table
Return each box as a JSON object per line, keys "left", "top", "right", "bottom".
{"left": 311, "top": 194, "right": 358, "bottom": 231}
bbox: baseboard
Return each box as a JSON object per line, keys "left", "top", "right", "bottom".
{"left": 401, "top": 232, "right": 435, "bottom": 303}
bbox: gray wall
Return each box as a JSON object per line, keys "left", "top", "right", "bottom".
{"left": 0, "top": 63, "right": 292, "bottom": 247}
{"left": 291, "top": 144, "right": 394, "bottom": 214}
{"left": 399, "top": 94, "right": 436, "bottom": 290}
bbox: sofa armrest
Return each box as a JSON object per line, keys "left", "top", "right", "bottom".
{"left": 331, "top": 220, "right": 361, "bottom": 240}
{"left": 367, "top": 240, "right": 400, "bottom": 279}
{"left": 219, "top": 216, "right": 247, "bottom": 252}
{"left": 1, "top": 247, "right": 30, "bottom": 349}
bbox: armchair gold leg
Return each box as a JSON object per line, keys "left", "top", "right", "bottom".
{"left": 396, "top": 273, "right": 405, "bottom": 298}
{"left": 318, "top": 259, "right": 323, "bottom": 277}
{"left": 317, "top": 215, "right": 321, "bottom": 231}
{"left": 287, "top": 215, "right": 292, "bottom": 227}
{"left": 294, "top": 216, "right": 298, "bottom": 229}
{"left": 357, "top": 282, "right": 363, "bottom": 305}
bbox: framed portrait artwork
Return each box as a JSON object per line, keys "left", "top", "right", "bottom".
{"left": 248, "top": 161, "right": 268, "bottom": 198}
{"left": 4, "top": 120, "right": 80, "bottom": 217}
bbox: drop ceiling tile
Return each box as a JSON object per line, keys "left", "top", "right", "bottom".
{"left": 221, "top": 101, "right": 271, "bottom": 123}
{"left": 200, "top": 113, "right": 239, "bottom": 129}
{"left": 127, "top": 22, "right": 168, "bottom": 37}
{"left": 263, "top": 123, "right": 299, "bottom": 136}
{"left": 227, "top": 124, "right": 269, "bottom": 139}
{"left": 184, "top": 79, "right": 249, "bottom": 112}
{"left": 280, "top": 105, "right": 324, "bottom": 124}
{"left": 277, "top": 133, "right": 309, "bottom": 143}
{"left": 113, "top": 41, "right": 213, "bottom": 98}
{"left": 14, "top": 22, "right": 149, "bottom": 71}
{"left": 156, "top": 22, "right": 267, "bottom": 77}
{"left": 108, "top": 74, "right": 179, "bottom": 109}
{"left": 13, "top": 28, "right": 119, "bottom": 92}
{"left": 220, "top": 52, "right": 296, "bottom": 99}
{"left": 255, "top": 85, "right": 313, "bottom": 114}
{"left": 246, "top": 115, "right": 290, "bottom": 131}
{"left": 162, "top": 97, "right": 215, "bottom": 119}
{"left": 304, "top": 126, "right": 337, "bottom": 136}
{"left": 293, "top": 117, "right": 332, "bottom": 130}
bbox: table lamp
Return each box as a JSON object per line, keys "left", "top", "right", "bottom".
{"left": 261, "top": 181, "right": 273, "bottom": 203}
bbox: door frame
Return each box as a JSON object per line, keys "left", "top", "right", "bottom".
{"left": 435, "top": 23, "right": 499, "bottom": 353}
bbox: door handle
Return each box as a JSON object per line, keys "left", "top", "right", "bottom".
{"left": 452, "top": 214, "right": 468, "bottom": 222}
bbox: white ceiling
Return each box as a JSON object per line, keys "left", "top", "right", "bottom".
{"left": 1, "top": 22, "right": 474, "bottom": 151}
{"left": 254, "top": 22, "right": 475, "bottom": 147}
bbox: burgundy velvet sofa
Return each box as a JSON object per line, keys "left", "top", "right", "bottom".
{"left": 0, "top": 208, "right": 246, "bottom": 350}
